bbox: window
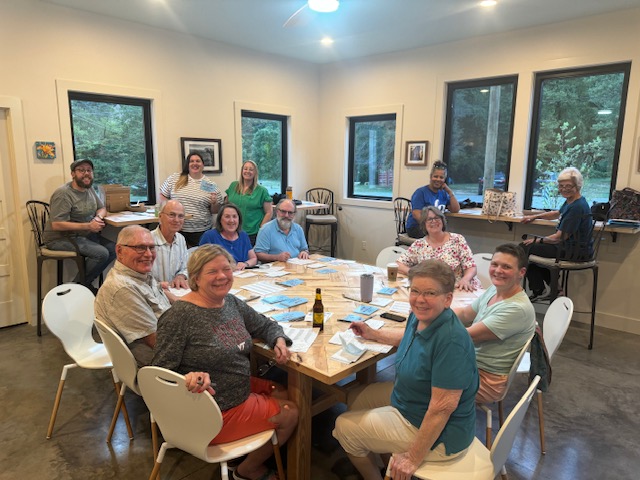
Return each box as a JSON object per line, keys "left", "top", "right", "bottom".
{"left": 443, "top": 76, "right": 518, "bottom": 202}
{"left": 241, "top": 111, "right": 288, "bottom": 195}
{"left": 68, "top": 92, "right": 156, "bottom": 203}
{"left": 347, "top": 113, "right": 397, "bottom": 200}
{"left": 525, "top": 63, "right": 631, "bottom": 210}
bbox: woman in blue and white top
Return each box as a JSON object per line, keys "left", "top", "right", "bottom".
{"left": 160, "top": 152, "right": 224, "bottom": 247}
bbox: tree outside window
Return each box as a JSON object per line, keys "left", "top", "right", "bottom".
{"left": 69, "top": 92, "right": 155, "bottom": 204}
{"left": 443, "top": 76, "right": 518, "bottom": 203}
{"left": 526, "top": 63, "right": 630, "bottom": 210}
{"left": 348, "top": 114, "right": 396, "bottom": 200}
{"left": 241, "top": 111, "right": 288, "bottom": 196}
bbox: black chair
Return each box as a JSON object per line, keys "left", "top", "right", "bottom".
{"left": 524, "top": 212, "right": 607, "bottom": 349}
{"left": 26, "top": 200, "right": 85, "bottom": 336}
{"left": 305, "top": 188, "right": 338, "bottom": 257}
{"left": 393, "top": 197, "right": 414, "bottom": 246}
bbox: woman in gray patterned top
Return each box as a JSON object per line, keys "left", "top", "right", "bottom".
{"left": 152, "top": 244, "right": 298, "bottom": 480}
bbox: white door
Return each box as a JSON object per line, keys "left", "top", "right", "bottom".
{"left": 0, "top": 108, "right": 29, "bottom": 327}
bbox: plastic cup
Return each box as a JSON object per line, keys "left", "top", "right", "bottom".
{"left": 360, "top": 273, "right": 374, "bottom": 303}
{"left": 387, "top": 263, "right": 399, "bottom": 282}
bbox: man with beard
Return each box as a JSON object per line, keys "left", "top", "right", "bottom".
{"left": 96, "top": 225, "right": 174, "bottom": 366}
{"left": 254, "top": 199, "right": 310, "bottom": 263}
{"left": 44, "top": 159, "right": 116, "bottom": 292}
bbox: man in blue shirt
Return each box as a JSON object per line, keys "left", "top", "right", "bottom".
{"left": 254, "top": 199, "right": 310, "bottom": 263}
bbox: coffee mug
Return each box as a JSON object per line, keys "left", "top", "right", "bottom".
{"left": 387, "top": 263, "right": 399, "bottom": 282}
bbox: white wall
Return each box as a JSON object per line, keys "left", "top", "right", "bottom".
{"left": 317, "top": 9, "right": 640, "bottom": 333}
{"left": 2, "top": 0, "right": 639, "bottom": 334}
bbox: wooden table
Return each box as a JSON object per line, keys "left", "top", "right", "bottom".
{"left": 232, "top": 257, "right": 406, "bottom": 480}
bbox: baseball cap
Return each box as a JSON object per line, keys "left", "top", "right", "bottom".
{"left": 70, "top": 159, "right": 94, "bottom": 171}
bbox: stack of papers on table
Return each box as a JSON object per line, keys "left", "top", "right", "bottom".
{"left": 281, "top": 326, "right": 319, "bottom": 352}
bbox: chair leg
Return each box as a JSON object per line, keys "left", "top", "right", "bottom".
{"left": 149, "top": 443, "right": 167, "bottom": 480}
{"left": 151, "top": 414, "right": 159, "bottom": 466}
{"left": 111, "top": 372, "right": 134, "bottom": 439}
{"left": 480, "top": 405, "right": 492, "bottom": 449}
{"left": 498, "top": 400, "right": 505, "bottom": 427}
{"left": 500, "top": 465, "right": 508, "bottom": 479}
{"left": 589, "top": 266, "right": 598, "bottom": 350}
{"left": 46, "top": 364, "right": 77, "bottom": 439}
{"left": 330, "top": 223, "right": 337, "bottom": 257}
{"left": 37, "top": 259, "right": 44, "bottom": 336}
{"left": 272, "top": 433, "right": 286, "bottom": 480}
{"left": 537, "top": 390, "right": 546, "bottom": 454}
{"left": 106, "top": 383, "right": 127, "bottom": 443}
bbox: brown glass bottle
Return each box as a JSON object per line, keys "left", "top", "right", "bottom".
{"left": 312, "top": 288, "right": 324, "bottom": 331}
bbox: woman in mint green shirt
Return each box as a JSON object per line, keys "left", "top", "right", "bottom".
{"left": 225, "top": 161, "right": 272, "bottom": 244}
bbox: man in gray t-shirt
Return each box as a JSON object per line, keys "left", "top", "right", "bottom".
{"left": 44, "top": 159, "right": 115, "bottom": 289}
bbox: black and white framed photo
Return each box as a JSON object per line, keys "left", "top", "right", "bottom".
{"left": 405, "top": 140, "right": 428, "bottom": 166}
{"left": 180, "top": 137, "right": 222, "bottom": 173}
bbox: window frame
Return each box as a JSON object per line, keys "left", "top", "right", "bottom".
{"left": 442, "top": 75, "right": 518, "bottom": 201}
{"left": 68, "top": 90, "right": 157, "bottom": 204}
{"left": 240, "top": 110, "right": 289, "bottom": 195}
{"left": 524, "top": 63, "right": 631, "bottom": 209}
{"left": 347, "top": 112, "right": 398, "bottom": 201}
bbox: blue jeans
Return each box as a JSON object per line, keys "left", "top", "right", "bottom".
{"left": 46, "top": 233, "right": 116, "bottom": 287}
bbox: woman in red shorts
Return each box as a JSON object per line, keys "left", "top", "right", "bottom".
{"left": 153, "top": 244, "right": 298, "bottom": 480}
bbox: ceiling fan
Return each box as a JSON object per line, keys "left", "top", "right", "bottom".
{"left": 283, "top": 0, "right": 340, "bottom": 28}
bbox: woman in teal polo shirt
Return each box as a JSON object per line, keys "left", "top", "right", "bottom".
{"left": 333, "top": 260, "right": 479, "bottom": 480}
{"left": 225, "top": 160, "right": 272, "bottom": 245}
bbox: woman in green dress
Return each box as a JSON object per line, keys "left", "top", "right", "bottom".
{"left": 225, "top": 161, "right": 272, "bottom": 245}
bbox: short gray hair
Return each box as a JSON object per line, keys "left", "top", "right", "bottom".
{"left": 557, "top": 167, "right": 583, "bottom": 190}
{"left": 117, "top": 225, "right": 149, "bottom": 245}
{"left": 408, "top": 259, "right": 455, "bottom": 294}
{"left": 187, "top": 244, "right": 235, "bottom": 291}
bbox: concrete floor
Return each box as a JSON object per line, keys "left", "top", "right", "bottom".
{"left": 1, "top": 318, "right": 639, "bottom": 480}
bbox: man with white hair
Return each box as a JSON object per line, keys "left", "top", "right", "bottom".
{"left": 254, "top": 199, "right": 310, "bottom": 263}
{"left": 95, "top": 225, "right": 175, "bottom": 366}
{"left": 150, "top": 200, "right": 189, "bottom": 289}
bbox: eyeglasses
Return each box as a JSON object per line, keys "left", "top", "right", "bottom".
{"left": 425, "top": 217, "right": 442, "bottom": 223}
{"left": 74, "top": 168, "right": 93, "bottom": 174}
{"left": 121, "top": 244, "right": 157, "bottom": 254}
{"left": 558, "top": 184, "right": 576, "bottom": 191}
{"left": 409, "top": 288, "right": 445, "bottom": 299}
{"left": 278, "top": 209, "right": 296, "bottom": 216}
{"left": 162, "top": 212, "right": 185, "bottom": 219}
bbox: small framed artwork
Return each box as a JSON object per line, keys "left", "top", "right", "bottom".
{"left": 35, "top": 141, "right": 56, "bottom": 160}
{"left": 405, "top": 140, "right": 428, "bottom": 166}
{"left": 180, "top": 137, "right": 222, "bottom": 174}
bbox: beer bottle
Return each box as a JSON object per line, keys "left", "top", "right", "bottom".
{"left": 312, "top": 288, "right": 324, "bottom": 331}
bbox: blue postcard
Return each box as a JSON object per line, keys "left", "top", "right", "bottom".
{"left": 317, "top": 268, "right": 338, "bottom": 274}
{"left": 272, "top": 311, "right": 306, "bottom": 322}
{"left": 354, "top": 305, "right": 379, "bottom": 315}
{"left": 278, "top": 278, "right": 304, "bottom": 287}
{"left": 378, "top": 287, "right": 398, "bottom": 295}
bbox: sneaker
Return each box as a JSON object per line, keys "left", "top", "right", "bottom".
{"left": 528, "top": 286, "right": 550, "bottom": 302}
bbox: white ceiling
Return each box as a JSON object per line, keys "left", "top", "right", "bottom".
{"left": 43, "top": 0, "right": 640, "bottom": 64}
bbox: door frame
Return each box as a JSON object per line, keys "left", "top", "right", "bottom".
{"left": 0, "top": 96, "right": 34, "bottom": 327}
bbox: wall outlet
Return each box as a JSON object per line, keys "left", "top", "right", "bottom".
{"left": 361, "top": 241, "right": 367, "bottom": 250}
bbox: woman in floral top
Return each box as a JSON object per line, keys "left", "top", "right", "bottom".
{"left": 397, "top": 206, "right": 480, "bottom": 291}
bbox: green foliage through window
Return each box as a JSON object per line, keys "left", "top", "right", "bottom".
{"left": 443, "top": 76, "right": 517, "bottom": 202}
{"left": 241, "top": 111, "right": 288, "bottom": 196}
{"left": 68, "top": 92, "right": 155, "bottom": 203}
{"left": 348, "top": 114, "right": 397, "bottom": 200}
{"left": 526, "top": 63, "right": 630, "bottom": 209}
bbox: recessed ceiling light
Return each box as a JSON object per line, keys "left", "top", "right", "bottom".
{"left": 598, "top": 109, "right": 612, "bottom": 115}
{"left": 480, "top": 0, "right": 497, "bottom": 7}
{"left": 321, "top": 37, "right": 335, "bottom": 46}
{"left": 309, "top": 0, "right": 340, "bottom": 13}
{"left": 480, "top": 88, "right": 489, "bottom": 93}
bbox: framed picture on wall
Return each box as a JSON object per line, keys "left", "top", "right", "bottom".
{"left": 180, "top": 137, "right": 222, "bottom": 174}
{"left": 405, "top": 140, "right": 428, "bottom": 166}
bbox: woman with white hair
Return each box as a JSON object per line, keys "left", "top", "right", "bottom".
{"left": 521, "top": 166, "right": 593, "bottom": 300}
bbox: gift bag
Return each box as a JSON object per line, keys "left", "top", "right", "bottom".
{"left": 609, "top": 188, "right": 640, "bottom": 220}
{"left": 481, "top": 189, "right": 517, "bottom": 221}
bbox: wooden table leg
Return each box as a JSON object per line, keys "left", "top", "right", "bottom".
{"left": 286, "top": 368, "right": 313, "bottom": 480}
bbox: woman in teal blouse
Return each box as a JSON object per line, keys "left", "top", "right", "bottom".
{"left": 225, "top": 160, "right": 272, "bottom": 245}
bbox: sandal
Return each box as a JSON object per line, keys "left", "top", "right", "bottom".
{"left": 232, "top": 467, "right": 279, "bottom": 480}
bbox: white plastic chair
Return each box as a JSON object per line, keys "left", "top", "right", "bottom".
{"left": 376, "top": 246, "right": 406, "bottom": 268}
{"left": 516, "top": 297, "right": 573, "bottom": 454}
{"left": 138, "top": 366, "right": 285, "bottom": 480}
{"left": 94, "top": 319, "right": 158, "bottom": 456}
{"left": 479, "top": 336, "right": 533, "bottom": 449}
{"left": 43, "top": 284, "right": 132, "bottom": 439}
{"left": 384, "top": 376, "right": 541, "bottom": 480}
{"left": 472, "top": 253, "right": 493, "bottom": 289}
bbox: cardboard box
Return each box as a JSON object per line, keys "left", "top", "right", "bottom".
{"left": 99, "top": 184, "right": 131, "bottom": 213}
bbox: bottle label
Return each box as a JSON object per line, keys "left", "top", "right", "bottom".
{"left": 313, "top": 312, "right": 323, "bottom": 327}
